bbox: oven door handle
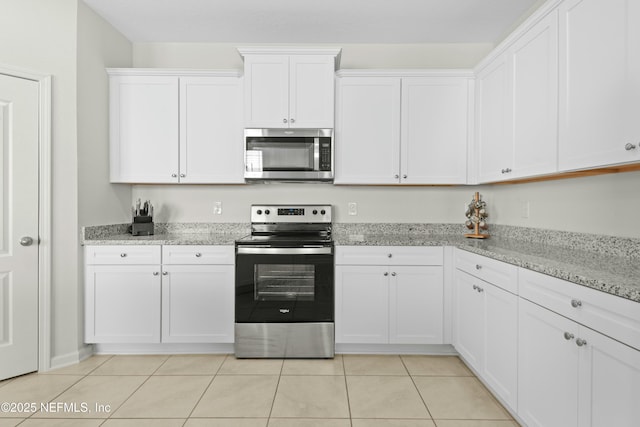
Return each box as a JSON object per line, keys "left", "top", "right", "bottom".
{"left": 236, "top": 246, "right": 333, "bottom": 255}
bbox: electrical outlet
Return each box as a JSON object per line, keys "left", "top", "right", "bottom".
{"left": 214, "top": 201, "right": 222, "bottom": 215}
{"left": 521, "top": 201, "right": 530, "bottom": 219}
{"left": 348, "top": 202, "right": 358, "bottom": 216}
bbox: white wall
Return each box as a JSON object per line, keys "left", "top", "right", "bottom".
{"left": 76, "top": 0, "right": 132, "bottom": 361}
{"left": 133, "top": 42, "right": 493, "bottom": 69}
{"left": 0, "top": 0, "right": 81, "bottom": 365}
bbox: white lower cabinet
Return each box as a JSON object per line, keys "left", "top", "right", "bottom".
{"left": 518, "top": 298, "right": 640, "bottom": 427}
{"left": 85, "top": 264, "right": 162, "bottom": 343}
{"left": 335, "top": 246, "right": 444, "bottom": 345}
{"left": 84, "top": 245, "right": 234, "bottom": 345}
{"left": 161, "top": 264, "right": 234, "bottom": 343}
{"left": 454, "top": 269, "right": 518, "bottom": 410}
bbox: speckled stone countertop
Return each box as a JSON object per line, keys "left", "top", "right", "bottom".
{"left": 82, "top": 223, "right": 640, "bottom": 303}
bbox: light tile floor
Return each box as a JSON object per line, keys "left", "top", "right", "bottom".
{"left": 0, "top": 354, "right": 520, "bottom": 426}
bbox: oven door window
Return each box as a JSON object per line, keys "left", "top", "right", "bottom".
{"left": 255, "top": 264, "right": 315, "bottom": 301}
{"left": 235, "top": 252, "right": 333, "bottom": 323}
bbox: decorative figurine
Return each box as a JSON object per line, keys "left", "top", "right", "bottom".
{"left": 465, "top": 192, "right": 489, "bottom": 239}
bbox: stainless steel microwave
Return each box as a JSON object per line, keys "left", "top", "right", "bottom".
{"left": 244, "top": 129, "right": 333, "bottom": 182}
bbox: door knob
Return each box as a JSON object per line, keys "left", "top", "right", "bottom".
{"left": 20, "top": 236, "right": 34, "bottom": 246}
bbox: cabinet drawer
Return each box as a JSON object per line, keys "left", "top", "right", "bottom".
{"left": 455, "top": 249, "right": 518, "bottom": 294}
{"left": 519, "top": 268, "right": 640, "bottom": 351}
{"left": 336, "top": 246, "right": 443, "bottom": 266}
{"left": 85, "top": 245, "right": 161, "bottom": 265}
{"left": 162, "top": 245, "right": 234, "bottom": 265}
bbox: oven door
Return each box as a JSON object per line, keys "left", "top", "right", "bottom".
{"left": 235, "top": 246, "right": 334, "bottom": 323}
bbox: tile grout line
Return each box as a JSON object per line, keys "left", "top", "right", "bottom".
{"left": 400, "top": 354, "right": 436, "bottom": 422}
{"left": 183, "top": 353, "right": 229, "bottom": 422}
{"left": 266, "top": 357, "right": 285, "bottom": 422}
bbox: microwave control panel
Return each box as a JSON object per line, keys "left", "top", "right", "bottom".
{"left": 319, "top": 139, "right": 332, "bottom": 171}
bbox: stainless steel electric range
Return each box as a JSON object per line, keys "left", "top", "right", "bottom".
{"left": 234, "top": 204, "right": 334, "bottom": 358}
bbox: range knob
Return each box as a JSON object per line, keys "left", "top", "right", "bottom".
{"left": 265, "top": 209, "right": 270, "bottom": 215}
{"left": 256, "top": 209, "right": 262, "bottom": 215}
{"left": 312, "top": 209, "right": 318, "bottom": 215}
{"left": 320, "top": 209, "right": 326, "bottom": 215}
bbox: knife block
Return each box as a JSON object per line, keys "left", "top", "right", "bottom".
{"left": 130, "top": 216, "right": 154, "bottom": 236}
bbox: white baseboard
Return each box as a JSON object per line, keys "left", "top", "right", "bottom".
{"left": 335, "top": 343, "right": 457, "bottom": 355}
{"left": 93, "top": 343, "right": 234, "bottom": 355}
{"left": 47, "top": 344, "right": 94, "bottom": 371}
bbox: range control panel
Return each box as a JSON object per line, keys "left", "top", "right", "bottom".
{"left": 250, "top": 205, "right": 332, "bottom": 223}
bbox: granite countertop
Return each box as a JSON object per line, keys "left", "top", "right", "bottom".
{"left": 335, "top": 232, "right": 640, "bottom": 303}
{"left": 82, "top": 223, "right": 640, "bottom": 303}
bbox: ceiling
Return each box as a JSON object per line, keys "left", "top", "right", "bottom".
{"left": 82, "top": 0, "right": 542, "bottom": 44}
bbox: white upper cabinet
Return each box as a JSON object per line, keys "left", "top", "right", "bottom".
{"left": 110, "top": 74, "right": 179, "bottom": 183}
{"left": 335, "top": 76, "right": 401, "bottom": 184}
{"left": 179, "top": 76, "right": 244, "bottom": 183}
{"left": 108, "top": 70, "right": 244, "bottom": 184}
{"left": 511, "top": 10, "right": 559, "bottom": 178}
{"left": 476, "top": 9, "right": 559, "bottom": 183}
{"left": 558, "top": 0, "right": 640, "bottom": 170}
{"left": 401, "top": 77, "right": 470, "bottom": 184}
{"left": 239, "top": 48, "right": 340, "bottom": 128}
{"left": 335, "top": 71, "right": 472, "bottom": 185}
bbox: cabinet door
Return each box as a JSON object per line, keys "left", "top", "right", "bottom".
{"left": 85, "top": 265, "right": 161, "bottom": 343}
{"left": 511, "top": 10, "right": 559, "bottom": 179}
{"left": 389, "top": 266, "right": 443, "bottom": 344}
{"left": 335, "top": 265, "right": 389, "bottom": 343}
{"left": 335, "top": 77, "right": 401, "bottom": 184}
{"left": 577, "top": 326, "right": 640, "bottom": 427}
{"left": 243, "top": 55, "right": 289, "bottom": 128}
{"left": 559, "top": 0, "right": 640, "bottom": 170}
{"left": 179, "top": 77, "right": 244, "bottom": 183}
{"left": 476, "top": 55, "right": 513, "bottom": 183}
{"left": 289, "top": 55, "right": 335, "bottom": 128}
{"left": 161, "top": 265, "right": 234, "bottom": 343}
{"left": 109, "top": 75, "right": 179, "bottom": 183}
{"left": 518, "top": 299, "right": 579, "bottom": 427}
{"left": 401, "top": 78, "right": 470, "bottom": 184}
{"left": 483, "top": 282, "right": 518, "bottom": 410}
{"left": 453, "top": 270, "right": 484, "bottom": 371}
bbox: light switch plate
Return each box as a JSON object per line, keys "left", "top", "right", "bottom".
{"left": 348, "top": 202, "right": 357, "bottom": 216}
{"left": 214, "top": 201, "right": 222, "bottom": 215}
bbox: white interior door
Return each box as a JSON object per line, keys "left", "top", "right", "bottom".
{"left": 0, "top": 73, "right": 39, "bottom": 380}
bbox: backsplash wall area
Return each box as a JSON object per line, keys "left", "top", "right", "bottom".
{"left": 131, "top": 169, "right": 640, "bottom": 239}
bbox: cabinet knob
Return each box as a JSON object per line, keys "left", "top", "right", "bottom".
{"left": 473, "top": 284, "right": 478, "bottom": 290}
{"left": 120, "top": 253, "right": 127, "bottom": 257}
{"left": 625, "top": 143, "right": 637, "bottom": 151}
{"left": 162, "top": 271, "right": 168, "bottom": 276}
{"left": 475, "top": 264, "right": 482, "bottom": 270}
{"left": 477, "top": 286, "right": 484, "bottom": 293}
{"left": 388, "top": 253, "right": 392, "bottom": 258}
{"left": 153, "top": 271, "right": 159, "bottom": 276}
{"left": 180, "top": 173, "right": 186, "bottom": 178}
{"left": 384, "top": 272, "right": 389, "bottom": 276}
{"left": 290, "top": 118, "right": 295, "bottom": 123}
{"left": 571, "top": 299, "right": 582, "bottom": 308}
{"left": 283, "top": 118, "right": 288, "bottom": 123}
{"left": 171, "top": 173, "right": 177, "bottom": 178}
{"left": 195, "top": 252, "right": 202, "bottom": 257}
{"left": 391, "top": 272, "right": 396, "bottom": 277}
{"left": 576, "top": 338, "right": 587, "bottom": 347}
{"left": 501, "top": 168, "right": 512, "bottom": 174}
{"left": 563, "top": 332, "right": 574, "bottom": 340}
{"left": 394, "top": 174, "right": 399, "bottom": 179}
{"left": 403, "top": 174, "right": 407, "bottom": 179}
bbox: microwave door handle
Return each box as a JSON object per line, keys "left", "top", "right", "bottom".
{"left": 314, "top": 137, "right": 320, "bottom": 171}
